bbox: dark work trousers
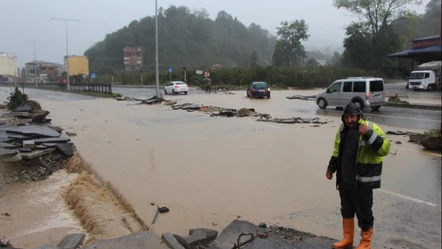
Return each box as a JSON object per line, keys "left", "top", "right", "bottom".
{"left": 339, "top": 181, "right": 374, "bottom": 231}
{"left": 205, "top": 85, "right": 211, "bottom": 93}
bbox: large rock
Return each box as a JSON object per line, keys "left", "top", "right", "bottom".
{"left": 210, "top": 220, "right": 293, "bottom": 249}
{"left": 421, "top": 136, "right": 442, "bottom": 150}
{"left": 84, "top": 231, "right": 167, "bottom": 249}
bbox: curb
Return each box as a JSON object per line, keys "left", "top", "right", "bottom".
{"left": 385, "top": 102, "right": 441, "bottom": 111}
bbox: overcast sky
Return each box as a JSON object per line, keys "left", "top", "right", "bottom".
{"left": 1, "top": 0, "right": 427, "bottom": 68}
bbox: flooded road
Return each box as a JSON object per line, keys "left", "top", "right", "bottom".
{"left": 0, "top": 88, "right": 440, "bottom": 249}
{"left": 0, "top": 171, "right": 83, "bottom": 248}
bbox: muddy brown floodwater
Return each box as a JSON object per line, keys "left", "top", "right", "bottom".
{"left": 0, "top": 89, "right": 440, "bottom": 249}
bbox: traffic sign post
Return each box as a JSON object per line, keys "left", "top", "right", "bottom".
{"left": 196, "top": 70, "right": 202, "bottom": 84}
{"left": 90, "top": 73, "right": 96, "bottom": 82}
{"left": 168, "top": 67, "right": 173, "bottom": 81}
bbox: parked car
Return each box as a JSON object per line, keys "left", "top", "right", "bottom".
{"left": 164, "top": 81, "right": 189, "bottom": 95}
{"left": 315, "top": 77, "right": 386, "bottom": 110}
{"left": 246, "top": 82, "right": 271, "bottom": 99}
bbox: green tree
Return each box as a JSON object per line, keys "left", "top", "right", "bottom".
{"left": 272, "top": 20, "right": 309, "bottom": 67}
{"left": 84, "top": 5, "right": 276, "bottom": 74}
{"left": 333, "top": 0, "right": 422, "bottom": 35}
{"left": 330, "top": 51, "right": 342, "bottom": 66}
{"left": 250, "top": 51, "right": 258, "bottom": 68}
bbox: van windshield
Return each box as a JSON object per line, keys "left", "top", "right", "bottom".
{"left": 370, "top": 80, "right": 384, "bottom": 92}
{"left": 410, "top": 73, "right": 425, "bottom": 79}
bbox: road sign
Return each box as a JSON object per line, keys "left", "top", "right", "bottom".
{"left": 205, "top": 72, "right": 210, "bottom": 77}
{"left": 168, "top": 67, "right": 173, "bottom": 73}
{"left": 196, "top": 70, "right": 203, "bottom": 75}
{"left": 91, "top": 73, "right": 96, "bottom": 79}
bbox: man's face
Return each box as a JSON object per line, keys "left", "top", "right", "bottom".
{"left": 344, "top": 114, "right": 359, "bottom": 128}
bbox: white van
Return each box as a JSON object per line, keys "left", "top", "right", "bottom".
{"left": 315, "top": 77, "right": 386, "bottom": 110}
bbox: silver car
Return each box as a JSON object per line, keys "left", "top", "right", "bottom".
{"left": 315, "top": 77, "right": 386, "bottom": 110}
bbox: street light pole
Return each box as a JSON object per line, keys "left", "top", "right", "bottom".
{"left": 155, "top": 0, "right": 160, "bottom": 97}
{"left": 24, "top": 40, "right": 43, "bottom": 87}
{"left": 51, "top": 17, "right": 80, "bottom": 91}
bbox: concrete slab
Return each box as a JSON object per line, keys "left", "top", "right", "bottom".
{"left": 57, "top": 233, "right": 85, "bottom": 249}
{"left": 33, "top": 136, "right": 71, "bottom": 144}
{"left": 14, "top": 104, "right": 33, "bottom": 112}
{"left": 0, "top": 142, "right": 18, "bottom": 149}
{"left": 23, "top": 140, "right": 36, "bottom": 148}
{"left": 211, "top": 220, "right": 293, "bottom": 249}
{"left": 0, "top": 148, "right": 18, "bottom": 158}
{"left": 162, "top": 233, "right": 186, "bottom": 249}
{"left": 31, "top": 246, "right": 58, "bottom": 249}
{"left": 0, "top": 125, "right": 60, "bottom": 137}
{"left": 83, "top": 231, "right": 167, "bottom": 249}
{"left": 56, "top": 143, "right": 73, "bottom": 157}
{"left": 21, "top": 148, "right": 55, "bottom": 159}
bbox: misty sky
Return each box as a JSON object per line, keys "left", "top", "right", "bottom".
{"left": 1, "top": 0, "right": 427, "bottom": 68}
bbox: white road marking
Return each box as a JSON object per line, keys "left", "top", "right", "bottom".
{"left": 378, "top": 189, "right": 438, "bottom": 207}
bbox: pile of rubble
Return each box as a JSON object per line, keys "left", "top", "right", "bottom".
{"left": 0, "top": 100, "right": 74, "bottom": 185}
{"left": 28, "top": 219, "right": 336, "bottom": 249}
{"left": 387, "top": 130, "right": 442, "bottom": 151}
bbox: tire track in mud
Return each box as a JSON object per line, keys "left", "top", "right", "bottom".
{"left": 63, "top": 153, "right": 149, "bottom": 244}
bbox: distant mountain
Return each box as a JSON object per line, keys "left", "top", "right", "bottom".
{"left": 84, "top": 6, "right": 277, "bottom": 73}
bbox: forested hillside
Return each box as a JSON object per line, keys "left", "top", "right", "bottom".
{"left": 85, "top": 6, "right": 277, "bottom": 73}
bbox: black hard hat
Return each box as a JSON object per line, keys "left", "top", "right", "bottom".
{"left": 343, "top": 101, "right": 362, "bottom": 116}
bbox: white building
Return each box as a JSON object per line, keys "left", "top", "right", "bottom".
{"left": 0, "top": 53, "right": 18, "bottom": 83}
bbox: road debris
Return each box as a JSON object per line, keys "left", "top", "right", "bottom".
{"left": 141, "top": 96, "right": 165, "bottom": 105}
{"left": 286, "top": 95, "right": 315, "bottom": 100}
{"left": 0, "top": 99, "right": 75, "bottom": 185}
{"left": 169, "top": 102, "right": 328, "bottom": 125}
{"left": 388, "top": 129, "right": 442, "bottom": 151}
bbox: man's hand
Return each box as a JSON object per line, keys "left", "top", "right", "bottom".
{"left": 359, "top": 123, "right": 370, "bottom": 135}
{"left": 326, "top": 170, "right": 333, "bottom": 180}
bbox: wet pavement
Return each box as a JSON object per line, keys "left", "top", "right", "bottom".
{"left": 0, "top": 87, "right": 440, "bottom": 249}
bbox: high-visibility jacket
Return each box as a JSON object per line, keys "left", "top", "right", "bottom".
{"left": 327, "top": 118, "right": 391, "bottom": 189}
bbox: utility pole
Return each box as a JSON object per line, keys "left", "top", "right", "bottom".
{"left": 51, "top": 17, "right": 81, "bottom": 91}
{"left": 155, "top": 0, "right": 160, "bottom": 97}
{"left": 24, "top": 40, "right": 44, "bottom": 86}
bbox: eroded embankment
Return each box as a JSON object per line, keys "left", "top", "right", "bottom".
{"left": 63, "top": 153, "right": 149, "bottom": 244}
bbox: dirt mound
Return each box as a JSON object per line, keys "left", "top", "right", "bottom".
{"left": 64, "top": 153, "right": 149, "bottom": 245}
{"left": 27, "top": 99, "right": 42, "bottom": 112}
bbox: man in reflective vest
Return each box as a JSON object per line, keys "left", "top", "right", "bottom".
{"left": 326, "top": 101, "right": 391, "bottom": 249}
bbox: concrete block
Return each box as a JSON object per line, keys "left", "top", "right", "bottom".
{"left": 23, "top": 140, "right": 35, "bottom": 149}
{"left": 162, "top": 233, "right": 186, "bottom": 249}
{"left": 83, "top": 231, "right": 167, "bottom": 249}
{"left": 189, "top": 228, "right": 218, "bottom": 240}
{"left": 57, "top": 233, "right": 85, "bottom": 249}
{"left": 185, "top": 230, "right": 207, "bottom": 247}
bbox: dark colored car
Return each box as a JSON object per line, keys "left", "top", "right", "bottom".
{"left": 246, "top": 82, "right": 271, "bottom": 99}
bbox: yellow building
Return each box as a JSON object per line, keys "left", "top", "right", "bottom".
{"left": 64, "top": 55, "right": 89, "bottom": 76}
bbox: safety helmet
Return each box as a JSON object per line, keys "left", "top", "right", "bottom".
{"left": 343, "top": 101, "right": 362, "bottom": 116}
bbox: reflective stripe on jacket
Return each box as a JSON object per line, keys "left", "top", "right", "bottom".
{"left": 327, "top": 119, "right": 391, "bottom": 189}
